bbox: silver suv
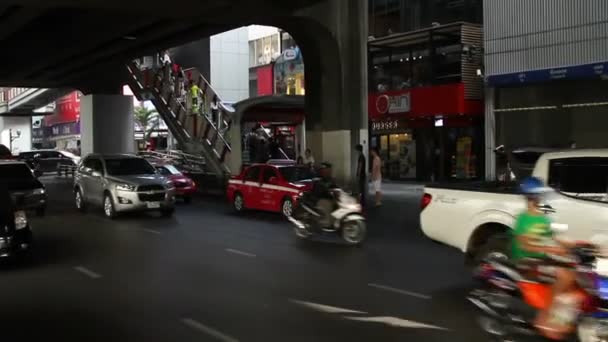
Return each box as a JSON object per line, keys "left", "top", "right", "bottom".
{"left": 74, "top": 154, "right": 176, "bottom": 218}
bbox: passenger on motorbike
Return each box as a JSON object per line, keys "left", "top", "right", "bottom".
{"left": 511, "top": 176, "right": 582, "bottom": 340}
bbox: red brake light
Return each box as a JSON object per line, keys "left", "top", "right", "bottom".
{"left": 421, "top": 193, "right": 432, "bottom": 210}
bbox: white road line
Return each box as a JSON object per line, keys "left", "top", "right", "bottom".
{"left": 225, "top": 248, "right": 256, "bottom": 258}
{"left": 142, "top": 228, "right": 162, "bottom": 235}
{"left": 181, "top": 318, "right": 240, "bottom": 342}
{"left": 289, "top": 299, "right": 366, "bottom": 314}
{"left": 74, "top": 266, "right": 102, "bottom": 279}
{"left": 345, "top": 315, "right": 449, "bottom": 331}
{"left": 368, "top": 283, "right": 431, "bottom": 300}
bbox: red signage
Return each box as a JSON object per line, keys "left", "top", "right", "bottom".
{"left": 368, "top": 83, "right": 482, "bottom": 119}
{"left": 256, "top": 65, "right": 274, "bottom": 96}
{"left": 45, "top": 91, "right": 81, "bottom": 127}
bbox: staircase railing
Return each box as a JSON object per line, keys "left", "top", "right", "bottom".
{"left": 125, "top": 62, "right": 233, "bottom": 177}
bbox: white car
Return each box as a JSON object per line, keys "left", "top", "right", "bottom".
{"left": 420, "top": 149, "right": 608, "bottom": 264}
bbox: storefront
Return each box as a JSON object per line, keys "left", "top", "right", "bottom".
{"left": 42, "top": 91, "right": 81, "bottom": 154}
{"left": 274, "top": 47, "right": 305, "bottom": 95}
{"left": 369, "top": 84, "right": 483, "bottom": 181}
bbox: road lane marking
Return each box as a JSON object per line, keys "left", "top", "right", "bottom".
{"left": 345, "top": 315, "right": 449, "bottom": 330}
{"left": 142, "top": 228, "right": 162, "bottom": 235}
{"left": 181, "top": 318, "right": 239, "bottom": 342}
{"left": 290, "top": 299, "right": 449, "bottom": 331}
{"left": 225, "top": 248, "right": 256, "bottom": 258}
{"left": 74, "top": 266, "right": 102, "bottom": 279}
{"left": 368, "top": 283, "right": 431, "bottom": 300}
{"left": 289, "top": 299, "right": 365, "bottom": 314}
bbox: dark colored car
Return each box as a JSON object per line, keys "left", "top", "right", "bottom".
{"left": 0, "top": 185, "right": 33, "bottom": 259}
{"left": 155, "top": 164, "right": 197, "bottom": 203}
{"left": 18, "top": 150, "right": 80, "bottom": 176}
{"left": 0, "top": 144, "right": 12, "bottom": 159}
{"left": 0, "top": 161, "right": 47, "bottom": 216}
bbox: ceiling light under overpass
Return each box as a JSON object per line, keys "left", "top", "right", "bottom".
{"left": 123, "top": 36, "right": 137, "bottom": 40}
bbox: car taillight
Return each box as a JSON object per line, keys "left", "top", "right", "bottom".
{"left": 421, "top": 193, "right": 432, "bottom": 210}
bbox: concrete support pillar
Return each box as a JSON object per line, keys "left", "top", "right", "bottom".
{"left": 0, "top": 116, "right": 32, "bottom": 154}
{"left": 286, "top": 0, "right": 368, "bottom": 187}
{"left": 226, "top": 119, "right": 243, "bottom": 175}
{"left": 484, "top": 87, "right": 496, "bottom": 181}
{"left": 296, "top": 120, "right": 306, "bottom": 159}
{"left": 80, "top": 94, "right": 135, "bottom": 156}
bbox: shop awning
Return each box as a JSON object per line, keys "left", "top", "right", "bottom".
{"left": 234, "top": 95, "right": 305, "bottom": 124}
{"left": 368, "top": 21, "right": 480, "bottom": 52}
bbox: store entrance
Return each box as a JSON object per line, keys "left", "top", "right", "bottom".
{"left": 372, "top": 132, "right": 417, "bottom": 180}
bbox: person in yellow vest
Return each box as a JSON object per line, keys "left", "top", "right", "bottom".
{"left": 189, "top": 80, "right": 200, "bottom": 115}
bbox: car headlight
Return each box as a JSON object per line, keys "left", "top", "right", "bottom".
{"left": 165, "top": 182, "right": 175, "bottom": 191}
{"left": 32, "top": 188, "right": 45, "bottom": 195}
{"left": 116, "top": 183, "right": 136, "bottom": 192}
{"left": 14, "top": 210, "right": 27, "bottom": 230}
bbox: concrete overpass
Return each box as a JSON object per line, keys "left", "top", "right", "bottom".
{"left": 0, "top": 0, "right": 368, "bottom": 184}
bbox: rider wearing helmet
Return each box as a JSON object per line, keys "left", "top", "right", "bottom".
{"left": 512, "top": 177, "right": 580, "bottom": 340}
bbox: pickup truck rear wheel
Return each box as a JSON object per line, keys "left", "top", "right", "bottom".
{"left": 474, "top": 234, "right": 509, "bottom": 266}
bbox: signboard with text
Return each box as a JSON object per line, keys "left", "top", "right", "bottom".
{"left": 368, "top": 83, "right": 483, "bottom": 120}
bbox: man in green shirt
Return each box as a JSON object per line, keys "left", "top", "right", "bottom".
{"left": 511, "top": 177, "right": 579, "bottom": 340}
{"left": 189, "top": 80, "right": 200, "bottom": 115}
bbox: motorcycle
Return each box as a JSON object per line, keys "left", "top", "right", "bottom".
{"left": 469, "top": 233, "right": 608, "bottom": 341}
{"left": 287, "top": 188, "right": 366, "bottom": 245}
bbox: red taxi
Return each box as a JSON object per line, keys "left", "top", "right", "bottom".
{"left": 156, "top": 164, "right": 197, "bottom": 203}
{"left": 226, "top": 162, "right": 315, "bottom": 217}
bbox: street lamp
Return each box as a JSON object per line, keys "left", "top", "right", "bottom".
{"left": 9, "top": 129, "right": 21, "bottom": 154}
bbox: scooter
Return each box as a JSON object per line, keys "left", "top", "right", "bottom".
{"left": 288, "top": 188, "right": 366, "bottom": 245}
{"left": 469, "top": 234, "right": 608, "bottom": 342}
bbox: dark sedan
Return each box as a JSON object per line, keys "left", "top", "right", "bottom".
{"left": 0, "top": 184, "right": 33, "bottom": 259}
{"left": 0, "top": 161, "right": 47, "bottom": 216}
{"left": 18, "top": 150, "right": 80, "bottom": 176}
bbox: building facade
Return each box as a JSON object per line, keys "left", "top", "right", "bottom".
{"left": 368, "top": 0, "right": 483, "bottom": 181}
{"left": 248, "top": 29, "right": 305, "bottom": 97}
{"left": 483, "top": 0, "right": 608, "bottom": 179}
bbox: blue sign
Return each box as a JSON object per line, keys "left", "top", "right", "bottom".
{"left": 487, "top": 61, "right": 608, "bottom": 87}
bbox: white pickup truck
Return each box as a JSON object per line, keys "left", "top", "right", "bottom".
{"left": 420, "top": 149, "right": 608, "bottom": 264}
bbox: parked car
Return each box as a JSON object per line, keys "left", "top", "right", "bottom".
{"left": 74, "top": 154, "right": 176, "bottom": 219}
{"left": 0, "top": 186, "right": 33, "bottom": 259}
{"left": 0, "top": 161, "right": 47, "bottom": 216}
{"left": 226, "top": 163, "right": 315, "bottom": 217}
{"left": 155, "top": 164, "right": 197, "bottom": 203}
{"left": 420, "top": 149, "right": 608, "bottom": 265}
{"left": 18, "top": 150, "right": 80, "bottom": 176}
{"left": 0, "top": 144, "right": 12, "bottom": 159}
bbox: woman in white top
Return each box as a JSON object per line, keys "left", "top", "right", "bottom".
{"left": 303, "top": 148, "right": 315, "bottom": 168}
{"left": 371, "top": 148, "right": 382, "bottom": 206}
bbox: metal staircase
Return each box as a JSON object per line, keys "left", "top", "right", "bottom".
{"left": 125, "top": 62, "right": 234, "bottom": 178}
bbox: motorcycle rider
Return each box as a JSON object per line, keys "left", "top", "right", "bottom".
{"left": 310, "top": 162, "right": 337, "bottom": 228}
{"left": 511, "top": 176, "right": 582, "bottom": 340}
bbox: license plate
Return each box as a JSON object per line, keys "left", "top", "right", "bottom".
{"left": 147, "top": 202, "right": 161, "bottom": 209}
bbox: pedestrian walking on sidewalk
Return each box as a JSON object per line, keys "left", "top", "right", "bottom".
{"left": 355, "top": 144, "right": 367, "bottom": 208}
{"left": 303, "top": 148, "right": 315, "bottom": 169}
{"left": 371, "top": 147, "right": 382, "bottom": 207}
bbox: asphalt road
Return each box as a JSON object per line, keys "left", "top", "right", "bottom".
{"left": 0, "top": 177, "right": 488, "bottom": 341}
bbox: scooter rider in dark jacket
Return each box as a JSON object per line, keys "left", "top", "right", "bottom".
{"left": 310, "top": 163, "right": 337, "bottom": 227}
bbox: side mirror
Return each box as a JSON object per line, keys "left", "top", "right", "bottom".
{"left": 92, "top": 171, "right": 102, "bottom": 178}
{"left": 268, "top": 176, "right": 278, "bottom": 185}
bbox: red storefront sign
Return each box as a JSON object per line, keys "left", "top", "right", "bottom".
{"left": 45, "top": 91, "right": 81, "bottom": 126}
{"left": 256, "top": 65, "right": 274, "bottom": 96}
{"left": 368, "top": 83, "right": 482, "bottom": 120}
